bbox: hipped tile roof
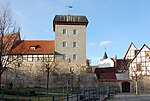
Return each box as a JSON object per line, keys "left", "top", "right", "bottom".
{"left": 11, "top": 40, "right": 55, "bottom": 55}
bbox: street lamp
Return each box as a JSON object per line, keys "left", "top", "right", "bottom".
{"left": 68, "top": 58, "right": 74, "bottom": 94}
{"left": 44, "top": 63, "right": 50, "bottom": 101}
{"left": 70, "top": 67, "right": 74, "bottom": 94}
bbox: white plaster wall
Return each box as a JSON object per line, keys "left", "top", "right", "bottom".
{"left": 98, "top": 58, "right": 114, "bottom": 68}
{"left": 125, "top": 44, "right": 137, "bottom": 59}
{"left": 55, "top": 25, "right": 86, "bottom": 65}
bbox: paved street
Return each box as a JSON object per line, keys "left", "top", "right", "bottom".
{"left": 107, "top": 93, "right": 150, "bottom": 101}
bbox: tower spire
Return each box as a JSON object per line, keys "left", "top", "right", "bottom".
{"left": 103, "top": 52, "right": 108, "bottom": 59}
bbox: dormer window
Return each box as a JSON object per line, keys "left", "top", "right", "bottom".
{"left": 29, "top": 45, "right": 40, "bottom": 50}
{"left": 30, "top": 46, "right": 36, "bottom": 50}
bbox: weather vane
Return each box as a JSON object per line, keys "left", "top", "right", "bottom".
{"left": 66, "top": 5, "right": 73, "bottom": 14}
{"left": 104, "top": 47, "right": 107, "bottom": 52}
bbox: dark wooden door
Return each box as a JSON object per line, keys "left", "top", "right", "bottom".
{"left": 122, "top": 82, "right": 130, "bottom": 92}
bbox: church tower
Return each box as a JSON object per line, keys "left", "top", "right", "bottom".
{"left": 53, "top": 15, "right": 88, "bottom": 64}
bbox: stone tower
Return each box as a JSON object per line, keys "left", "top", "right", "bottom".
{"left": 53, "top": 15, "right": 88, "bottom": 64}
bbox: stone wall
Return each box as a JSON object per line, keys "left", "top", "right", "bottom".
{"left": 2, "top": 61, "right": 100, "bottom": 89}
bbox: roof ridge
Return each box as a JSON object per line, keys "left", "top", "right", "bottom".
{"left": 130, "top": 44, "right": 150, "bottom": 63}
{"left": 22, "top": 40, "right": 55, "bottom": 41}
{"left": 123, "top": 42, "right": 137, "bottom": 59}
{"left": 56, "top": 15, "right": 86, "bottom": 17}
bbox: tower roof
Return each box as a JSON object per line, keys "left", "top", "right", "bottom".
{"left": 53, "top": 15, "right": 88, "bottom": 31}
{"left": 103, "top": 52, "right": 108, "bottom": 59}
{"left": 53, "top": 15, "right": 88, "bottom": 22}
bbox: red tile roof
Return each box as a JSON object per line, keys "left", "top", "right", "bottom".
{"left": 94, "top": 67, "right": 116, "bottom": 79}
{"left": 100, "top": 73, "right": 116, "bottom": 80}
{"left": 11, "top": 40, "right": 55, "bottom": 55}
{"left": 94, "top": 67, "right": 116, "bottom": 73}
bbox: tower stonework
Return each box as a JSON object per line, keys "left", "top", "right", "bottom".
{"left": 53, "top": 15, "right": 88, "bottom": 64}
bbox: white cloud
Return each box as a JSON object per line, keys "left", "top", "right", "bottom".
{"left": 99, "top": 41, "right": 112, "bottom": 46}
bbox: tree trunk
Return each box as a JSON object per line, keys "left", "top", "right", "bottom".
{"left": 135, "top": 77, "right": 138, "bottom": 95}
{"left": 47, "top": 68, "right": 50, "bottom": 91}
{"left": 0, "top": 75, "right": 1, "bottom": 89}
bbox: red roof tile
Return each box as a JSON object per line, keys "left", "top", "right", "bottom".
{"left": 11, "top": 40, "right": 55, "bottom": 55}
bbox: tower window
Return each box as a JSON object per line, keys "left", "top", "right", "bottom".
{"left": 73, "top": 54, "right": 77, "bottom": 60}
{"left": 73, "top": 42, "right": 77, "bottom": 47}
{"left": 62, "top": 54, "right": 67, "bottom": 60}
{"left": 73, "top": 29, "right": 77, "bottom": 35}
{"left": 63, "top": 29, "right": 67, "bottom": 34}
{"left": 63, "top": 42, "right": 67, "bottom": 47}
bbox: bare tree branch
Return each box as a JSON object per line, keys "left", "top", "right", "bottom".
{"left": 0, "top": 3, "right": 20, "bottom": 87}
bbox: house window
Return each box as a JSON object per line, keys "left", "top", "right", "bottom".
{"left": 63, "top": 42, "right": 67, "bottom": 47}
{"left": 17, "top": 55, "right": 23, "bottom": 61}
{"left": 73, "top": 29, "right": 77, "bottom": 35}
{"left": 33, "top": 55, "right": 38, "bottom": 61}
{"left": 73, "top": 42, "right": 77, "bottom": 47}
{"left": 44, "top": 58, "right": 49, "bottom": 61}
{"left": 62, "top": 54, "right": 67, "bottom": 60}
{"left": 136, "top": 63, "right": 142, "bottom": 71}
{"left": 73, "top": 54, "right": 77, "bottom": 60}
{"left": 8, "top": 55, "right": 13, "bottom": 62}
{"left": 38, "top": 55, "right": 44, "bottom": 61}
{"left": 44, "top": 55, "right": 49, "bottom": 61}
{"left": 23, "top": 55, "right": 27, "bottom": 61}
{"left": 27, "top": 55, "right": 33, "bottom": 61}
{"left": 67, "top": 80, "right": 71, "bottom": 85}
{"left": 63, "top": 29, "right": 67, "bottom": 34}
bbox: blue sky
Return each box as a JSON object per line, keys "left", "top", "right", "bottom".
{"left": 1, "top": 0, "right": 150, "bottom": 65}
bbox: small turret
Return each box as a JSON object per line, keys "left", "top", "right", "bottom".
{"left": 103, "top": 52, "right": 108, "bottom": 59}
